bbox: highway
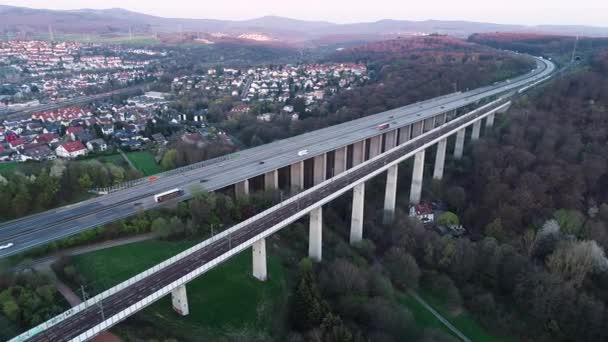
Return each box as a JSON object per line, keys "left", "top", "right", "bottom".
{"left": 23, "top": 94, "right": 516, "bottom": 342}
{"left": 0, "top": 57, "right": 555, "bottom": 259}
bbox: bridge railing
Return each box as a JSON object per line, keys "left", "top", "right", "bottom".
{"left": 11, "top": 59, "right": 555, "bottom": 341}
{"left": 10, "top": 95, "right": 515, "bottom": 342}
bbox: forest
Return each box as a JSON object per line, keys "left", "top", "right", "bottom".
{"left": 207, "top": 36, "right": 534, "bottom": 147}
{"left": 422, "top": 50, "right": 608, "bottom": 341}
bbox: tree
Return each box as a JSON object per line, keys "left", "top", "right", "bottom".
{"left": 485, "top": 218, "right": 506, "bottom": 242}
{"left": 384, "top": 248, "right": 420, "bottom": 289}
{"left": 151, "top": 217, "right": 170, "bottom": 238}
{"left": 77, "top": 174, "right": 93, "bottom": 190}
{"left": 547, "top": 240, "right": 607, "bottom": 288}
{"left": 553, "top": 209, "right": 585, "bottom": 237}
{"left": 437, "top": 212, "right": 459, "bottom": 227}
{"left": 290, "top": 259, "right": 327, "bottom": 331}
{"left": 161, "top": 149, "right": 178, "bottom": 170}
{"left": 445, "top": 186, "right": 466, "bottom": 212}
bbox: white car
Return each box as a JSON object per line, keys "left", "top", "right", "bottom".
{"left": 0, "top": 242, "right": 14, "bottom": 250}
{"left": 298, "top": 150, "right": 309, "bottom": 156}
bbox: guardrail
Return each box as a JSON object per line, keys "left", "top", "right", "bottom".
{"left": 92, "top": 152, "right": 241, "bottom": 194}
{"left": 11, "top": 96, "right": 512, "bottom": 342}
{"left": 12, "top": 59, "right": 554, "bottom": 341}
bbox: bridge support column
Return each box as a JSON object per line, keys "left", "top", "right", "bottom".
{"left": 383, "top": 165, "right": 398, "bottom": 224}
{"left": 352, "top": 140, "right": 366, "bottom": 166}
{"left": 454, "top": 128, "right": 465, "bottom": 159}
{"left": 290, "top": 161, "right": 304, "bottom": 190}
{"left": 385, "top": 130, "right": 397, "bottom": 151}
{"left": 433, "top": 138, "right": 447, "bottom": 181}
{"left": 412, "top": 121, "right": 424, "bottom": 138}
{"left": 369, "top": 135, "right": 382, "bottom": 159}
{"left": 171, "top": 284, "right": 189, "bottom": 316}
{"left": 398, "top": 125, "right": 411, "bottom": 145}
{"left": 252, "top": 238, "right": 267, "bottom": 281}
{"left": 264, "top": 170, "right": 278, "bottom": 190}
{"left": 486, "top": 112, "right": 495, "bottom": 128}
{"left": 313, "top": 154, "right": 327, "bottom": 185}
{"left": 235, "top": 179, "right": 249, "bottom": 198}
{"left": 309, "top": 207, "right": 322, "bottom": 262}
{"left": 471, "top": 120, "right": 481, "bottom": 141}
{"left": 423, "top": 117, "right": 435, "bottom": 132}
{"left": 350, "top": 183, "right": 365, "bottom": 244}
{"left": 334, "top": 146, "right": 347, "bottom": 175}
{"left": 409, "top": 150, "right": 425, "bottom": 205}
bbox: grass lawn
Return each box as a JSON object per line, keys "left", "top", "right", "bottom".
{"left": 397, "top": 292, "right": 454, "bottom": 337}
{"left": 418, "top": 290, "right": 517, "bottom": 342}
{"left": 0, "top": 162, "right": 18, "bottom": 172}
{"left": 126, "top": 151, "right": 162, "bottom": 176}
{"left": 72, "top": 239, "right": 288, "bottom": 339}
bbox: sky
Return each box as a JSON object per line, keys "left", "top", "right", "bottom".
{"left": 1, "top": 0, "right": 608, "bottom": 27}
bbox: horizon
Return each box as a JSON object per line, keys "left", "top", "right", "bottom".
{"left": 1, "top": 1, "right": 608, "bottom": 28}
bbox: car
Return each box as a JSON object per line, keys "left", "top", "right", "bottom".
{"left": 298, "top": 150, "right": 309, "bottom": 156}
{"left": 0, "top": 242, "right": 14, "bottom": 250}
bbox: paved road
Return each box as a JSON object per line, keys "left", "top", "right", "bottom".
{"left": 22, "top": 95, "right": 515, "bottom": 341}
{"left": 0, "top": 58, "right": 555, "bottom": 259}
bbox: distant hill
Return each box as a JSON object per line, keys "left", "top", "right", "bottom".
{"left": 1, "top": 5, "right": 608, "bottom": 45}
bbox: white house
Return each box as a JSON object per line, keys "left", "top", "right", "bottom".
{"left": 55, "top": 141, "right": 87, "bottom": 159}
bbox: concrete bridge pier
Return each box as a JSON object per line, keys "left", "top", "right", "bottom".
{"left": 486, "top": 112, "right": 495, "bottom": 128}
{"left": 252, "top": 238, "right": 267, "bottom": 281}
{"left": 433, "top": 138, "right": 447, "bottom": 180}
{"left": 350, "top": 183, "right": 365, "bottom": 243}
{"left": 412, "top": 121, "right": 424, "bottom": 138}
{"left": 171, "top": 284, "right": 189, "bottom": 316}
{"left": 290, "top": 161, "right": 304, "bottom": 191}
{"left": 309, "top": 207, "right": 323, "bottom": 262}
{"left": 398, "top": 125, "right": 411, "bottom": 145}
{"left": 454, "top": 128, "right": 465, "bottom": 159}
{"left": 334, "top": 146, "right": 347, "bottom": 175}
{"left": 313, "top": 154, "right": 327, "bottom": 185}
{"left": 369, "top": 135, "right": 382, "bottom": 159}
{"left": 235, "top": 179, "right": 249, "bottom": 198}
{"left": 471, "top": 120, "right": 481, "bottom": 141}
{"left": 383, "top": 165, "right": 398, "bottom": 224}
{"left": 352, "top": 140, "right": 366, "bottom": 166}
{"left": 409, "top": 150, "right": 425, "bottom": 205}
{"left": 264, "top": 170, "right": 278, "bottom": 190}
{"left": 385, "top": 130, "right": 397, "bottom": 151}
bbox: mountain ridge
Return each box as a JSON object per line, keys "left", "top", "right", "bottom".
{"left": 1, "top": 5, "right": 608, "bottom": 43}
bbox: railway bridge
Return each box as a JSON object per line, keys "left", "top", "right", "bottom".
{"left": 9, "top": 57, "right": 554, "bottom": 341}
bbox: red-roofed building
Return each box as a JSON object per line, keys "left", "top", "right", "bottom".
{"left": 66, "top": 126, "right": 85, "bottom": 140}
{"left": 55, "top": 141, "right": 87, "bottom": 159}
{"left": 34, "top": 133, "right": 60, "bottom": 145}
{"left": 9, "top": 138, "right": 26, "bottom": 150}
{"left": 409, "top": 203, "right": 435, "bottom": 224}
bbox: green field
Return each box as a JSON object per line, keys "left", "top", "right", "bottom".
{"left": 126, "top": 151, "right": 162, "bottom": 176}
{"left": 72, "top": 239, "right": 288, "bottom": 339}
{"left": 397, "top": 293, "right": 454, "bottom": 337}
{"left": 0, "top": 162, "right": 17, "bottom": 172}
{"left": 417, "top": 290, "right": 517, "bottom": 342}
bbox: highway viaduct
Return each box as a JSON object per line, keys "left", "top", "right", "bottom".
{"left": 10, "top": 57, "right": 554, "bottom": 341}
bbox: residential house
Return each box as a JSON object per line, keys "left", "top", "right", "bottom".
{"left": 409, "top": 204, "right": 435, "bottom": 224}
{"left": 86, "top": 138, "right": 108, "bottom": 152}
{"left": 55, "top": 141, "right": 87, "bottom": 158}
{"left": 21, "top": 144, "right": 55, "bottom": 161}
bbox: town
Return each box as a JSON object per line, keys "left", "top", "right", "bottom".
{"left": 0, "top": 42, "right": 368, "bottom": 165}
